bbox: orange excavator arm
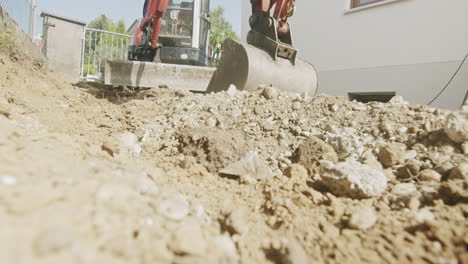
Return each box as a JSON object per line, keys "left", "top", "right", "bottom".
{"left": 251, "top": 0, "right": 295, "bottom": 37}
{"left": 140, "top": 0, "right": 169, "bottom": 49}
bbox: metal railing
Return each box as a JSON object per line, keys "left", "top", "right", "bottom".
{"left": 0, "top": 0, "right": 37, "bottom": 38}
{"left": 80, "top": 28, "right": 133, "bottom": 81}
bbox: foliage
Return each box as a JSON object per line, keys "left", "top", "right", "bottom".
{"left": 209, "top": 7, "right": 239, "bottom": 66}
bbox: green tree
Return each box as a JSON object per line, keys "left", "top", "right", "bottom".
{"left": 113, "top": 20, "right": 127, "bottom": 34}
{"left": 209, "top": 7, "right": 239, "bottom": 66}
{"left": 88, "top": 15, "right": 114, "bottom": 31}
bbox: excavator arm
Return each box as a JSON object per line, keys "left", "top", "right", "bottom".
{"left": 140, "top": 0, "right": 169, "bottom": 49}
{"left": 248, "top": 0, "right": 297, "bottom": 63}
{"left": 251, "top": 0, "right": 295, "bottom": 37}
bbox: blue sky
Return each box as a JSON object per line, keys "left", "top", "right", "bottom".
{"left": 37, "top": 0, "right": 241, "bottom": 34}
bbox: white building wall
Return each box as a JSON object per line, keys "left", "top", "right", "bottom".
{"left": 241, "top": 0, "right": 468, "bottom": 109}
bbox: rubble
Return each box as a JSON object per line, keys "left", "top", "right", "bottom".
{"left": 319, "top": 160, "right": 388, "bottom": 199}
{"left": 379, "top": 143, "right": 407, "bottom": 167}
{"left": 293, "top": 136, "right": 338, "bottom": 171}
{"left": 0, "top": 39, "right": 466, "bottom": 263}
{"left": 348, "top": 206, "right": 377, "bottom": 230}
{"left": 448, "top": 162, "right": 468, "bottom": 180}
{"left": 418, "top": 169, "right": 442, "bottom": 182}
{"left": 220, "top": 151, "right": 274, "bottom": 180}
{"left": 444, "top": 108, "right": 468, "bottom": 143}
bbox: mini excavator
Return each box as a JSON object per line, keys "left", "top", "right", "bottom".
{"left": 105, "top": 0, "right": 318, "bottom": 96}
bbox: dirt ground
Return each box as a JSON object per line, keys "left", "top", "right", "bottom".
{"left": 0, "top": 37, "right": 467, "bottom": 264}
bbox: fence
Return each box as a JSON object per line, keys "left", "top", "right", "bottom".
{"left": 0, "top": 0, "right": 37, "bottom": 38}
{"left": 81, "top": 28, "right": 133, "bottom": 81}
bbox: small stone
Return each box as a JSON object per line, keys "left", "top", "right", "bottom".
{"left": 392, "top": 183, "right": 417, "bottom": 197}
{"left": 396, "top": 159, "right": 422, "bottom": 179}
{"left": 169, "top": 223, "right": 206, "bottom": 256}
{"left": 227, "top": 85, "right": 237, "bottom": 97}
{"left": 434, "top": 161, "right": 455, "bottom": 176}
{"left": 294, "top": 136, "right": 338, "bottom": 171}
{"left": 418, "top": 169, "right": 442, "bottom": 182}
{"left": 158, "top": 194, "right": 190, "bottom": 221}
{"left": 439, "top": 181, "right": 468, "bottom": 204}
{"left": 266, "top": 239, "right": 308, "bottom": 264}
{"left": 413, "top": 208, "right": 435, "bottom": 224}
{"left": 239, "top": 174, "right": 257, "bottom": 185}
{"left": 405, "top": 150, "right": 417, "bottom": 160}
{"left": 261, "top": 86, "right": 279, "bottom": 100}
{"left": 448, "top": 162, "right": 468, "bottom": 180}
{"left": 206, "top": 117, "right": 218, "bottom": 127}
{"left": 292, "top": 102, "right": 302, "bottom": 110}
{"left": 213, "top": 235, "right": 238, "bottom": 260}
{"left": 284, "top": 164, "right": 308, "bottom": 181}
{"left": 349, "top": 206, "right": 377, "bottom": 230}
{"left": 379, "top": 143, "right": 407, "bottom": 167}
{"left": 389, "top": 95, "right": 409, "bottom": 105}
{"left": 391, "top": 183, "right": 420, "bottom": 207}
{"left": 319, "top": 160, "right": 388, "bottom": 199}
{"left": 118, "top": 132, "right": 142, "bottom": 155}
{"left": 361, "top": 151, "right": 383, "bottom": 170}
{"left": 444, "top": 109, "right": 468, "bottom": 143}
{"left": 220, "top": 151, "right": 274, "bottom": 180}
{"left": 329, "top": 104, "right": 339, "bottom": 112}
{"left": 462, "top": 142, "right": 468, "bottom": 155}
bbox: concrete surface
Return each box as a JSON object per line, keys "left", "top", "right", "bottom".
{"left": 241, "top": 0, "right": 468, "bottom": 109}
{"left": 105, "top": 60, "right": 215, "bottom": 92}
{"left": 41, "top": 12, "right": 85, "bottom": 83}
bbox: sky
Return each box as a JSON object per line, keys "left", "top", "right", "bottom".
{"left": 36, "top": 0, "right": 241, "bottom": 35}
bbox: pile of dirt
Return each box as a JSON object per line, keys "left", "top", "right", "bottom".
{"left": 0, "top": 40, "right": 467, "bottom": 264}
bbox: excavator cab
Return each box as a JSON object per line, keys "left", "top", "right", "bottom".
{"left": 128, "top": 0, "right": 210, "bottom": 66}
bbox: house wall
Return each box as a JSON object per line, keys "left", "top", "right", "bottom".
{"left": 241, "top": 0, "right": 468, "bottom": 109}
{"left": 41, "top": 13, "right": 85, "bottom": 83}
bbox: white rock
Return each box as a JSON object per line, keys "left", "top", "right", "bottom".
{"left": 213, "top": 235, "right": 238, "bottom": 260}
{"left": 323, "top": 126, "right": 368, "bottom": 160}
{"left": 319, "top": 160, "right": 388, "bottom": 199}
{"left": 227, "top": 85, "right": 237, "bottom": 97}
{"left": 292, "top": 102, "right": 302, "bottom": 110}
{"left": 192, "top": 204, "right": 211, "bottom": 223}
{"left": 389, "top": 95, "right": 409, "bottom": 105}
{"left": 444, "top": 109, "right": 468, "bottom": 143}
{"left": 1, "top": 175, "right": 17, "bottom": 185}
{"left": 261, "top": 86, "right": 279, "bottom": 100}
{"left": 405, "top": 150, "right": 417, "bottom": 160}
{"left": 413, "top": 208, "right": 435, "bottom": 224}
{"left": 158, "top": 194, "right": 190, "bottom": 221}
{"left": 119, "top": 132, "right": 142, "bottom": 155}
{"left": 220, "top": 151, "right": 273, "bottom": 180}
{"left": 349, "top": 206, "right": 377, "bottom": 230}
{"left": 206, "top": 117, "right": 217, "bottom": 127}
{"left": 392, "top": 183, "right": 417, "bottom": 197}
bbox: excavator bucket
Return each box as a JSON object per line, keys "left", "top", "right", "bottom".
{"left": 206, "top": 38, "right": 319, "bottom": 96}
{"left": 104, "top": 60, "right": 215, "bottom": 92}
